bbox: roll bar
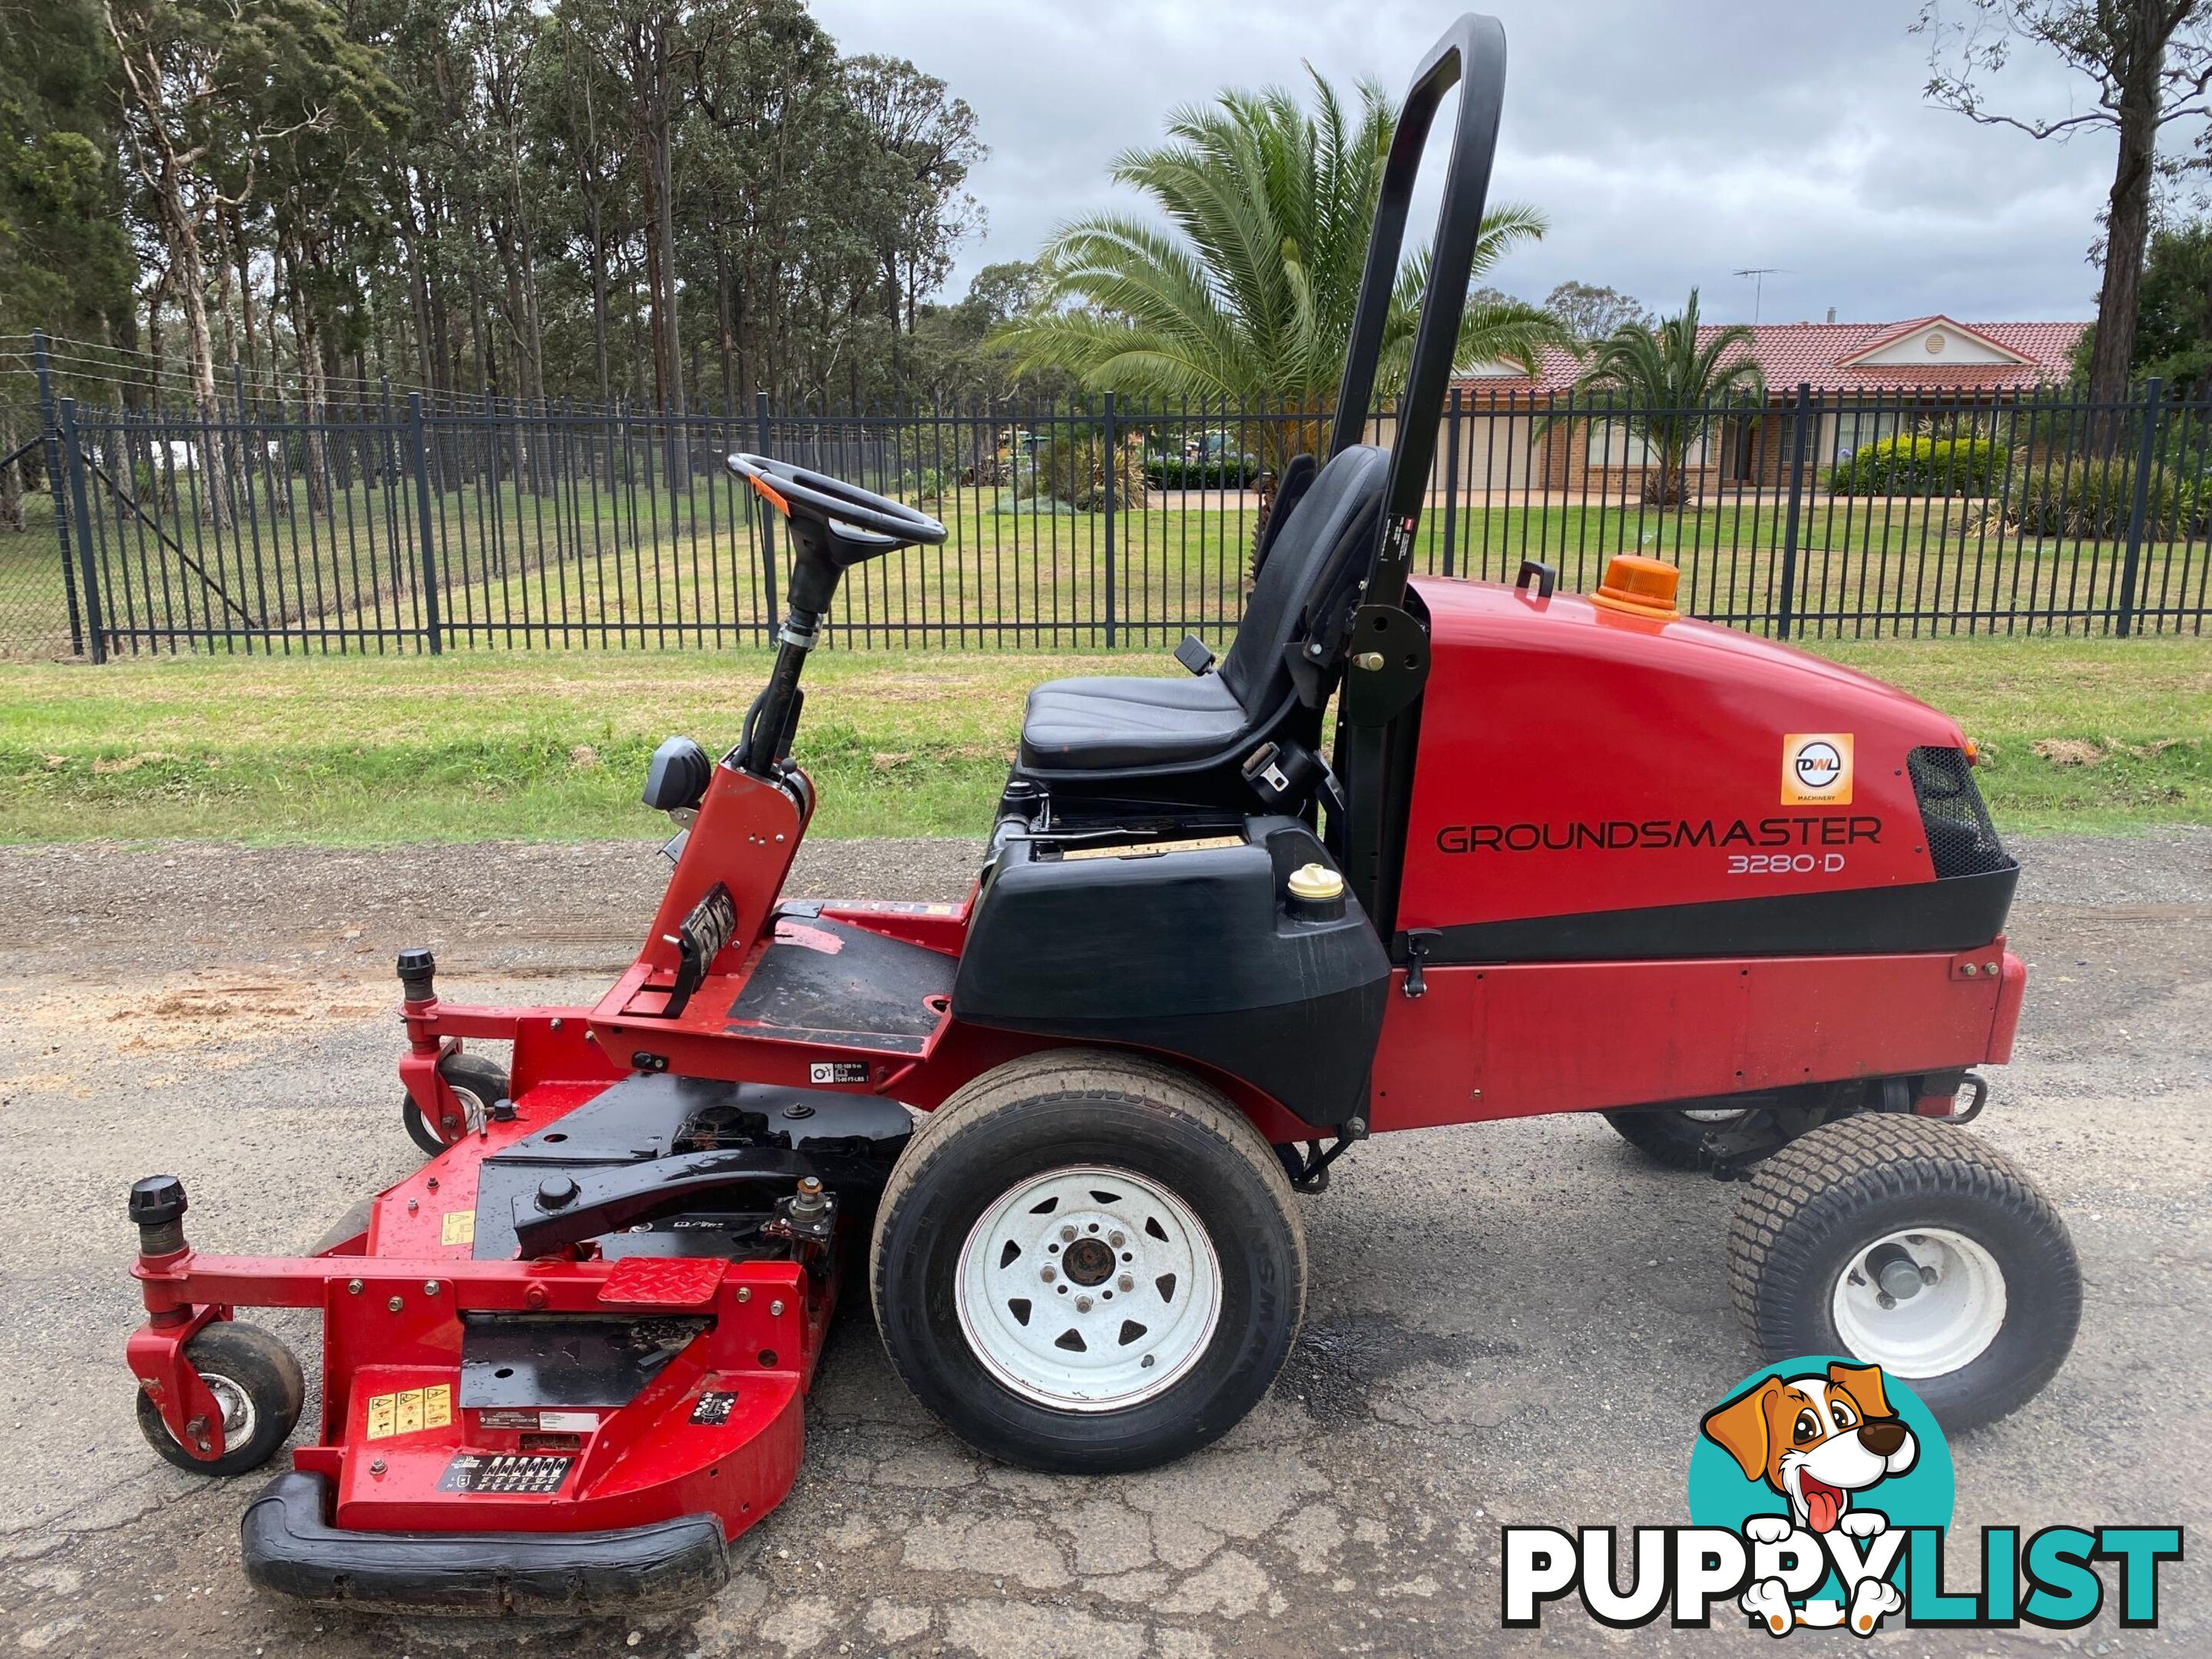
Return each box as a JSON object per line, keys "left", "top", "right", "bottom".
{"left": 1330, "top": 12, "right": 1507, "bottom": 608}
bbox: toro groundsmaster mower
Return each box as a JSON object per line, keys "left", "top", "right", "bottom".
{"left": 124, "top": 14, "right": 2080, "bottom": 1615}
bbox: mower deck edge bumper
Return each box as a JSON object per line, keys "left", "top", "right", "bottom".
{"left": 240, "top": 1472, "right": 730, "bottom": 1615}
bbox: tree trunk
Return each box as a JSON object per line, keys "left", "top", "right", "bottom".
{"left": 590, "top": 217, "right": 612, "bottom": 405}
{"left": 286, "top": 234, "right": 332, "bottom": 517}
{"left": 2086, "top": 0, "right": 2170, "bottom": 442}
{"left": 173, "top": 220, "right": 233, "bottom": 528}
{"left": 652, "top": 98, "right": 689, "bottom": 490}
{"left": 230, "top": 208, "right": 259, "bottom": 382}
{"left": 0, "top": 406, "right": 23, "bottom": 534}
{"left": 716, "top": 240, "right": 736, "bottom": 414}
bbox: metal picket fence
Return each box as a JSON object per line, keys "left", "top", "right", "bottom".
{"left": 4, "top": 357, "right": 2210, "bottom": 661}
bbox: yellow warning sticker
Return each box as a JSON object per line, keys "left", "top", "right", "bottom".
{"left": 365, "top": 1382, "right": 452, "bottom": 1440}
{"left": 440, "top": 1210, "right": 475, "bottom": 1247}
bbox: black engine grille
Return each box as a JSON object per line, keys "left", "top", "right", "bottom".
{"left": 1908, "top": 746, "right": 2013, "bottom": 878}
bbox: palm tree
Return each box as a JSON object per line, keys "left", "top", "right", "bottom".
{"left": 997, "top": 71, "right": 1566, "bottom": 488}
{"left": 1571, "top": 288, "right": 1766, "bottom": 506}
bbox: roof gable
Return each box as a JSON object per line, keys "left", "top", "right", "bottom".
{"left": 1838, "top": 316, "right": 2033, "bottom": 369}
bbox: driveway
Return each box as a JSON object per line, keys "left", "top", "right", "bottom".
{"left": 0, "top": 832, "right": 2205, "bottom": 1655}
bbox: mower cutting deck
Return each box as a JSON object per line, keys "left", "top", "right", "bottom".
{"left": 124, "top": 12, "right": 2081, "bottom": 1617}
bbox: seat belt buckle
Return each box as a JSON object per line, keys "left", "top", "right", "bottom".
{"left": 1242, "top": 742, "right": 1291, "bottom": 796}
{"left": 1241, "top": 740, "right": 1321, "bottom": 809}
{"left": 1174, "top": 634, "right": 1217, "bottom": 675}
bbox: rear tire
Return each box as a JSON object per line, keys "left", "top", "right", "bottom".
{"left": 1602, "top": 1105, "right": 1748, "bottom": 1170}
{"left": 401, "top": 1051, "right": 509, "bottom": 1157}
{"left": 1727, "top": 1115, "right": 2079, "bottom": 1432}
{"left": 134, "top": 1323, "right": 305, "bottom": 1477}
{"left": 871, "top": 1049, "right": 1305, "bottom": 1473}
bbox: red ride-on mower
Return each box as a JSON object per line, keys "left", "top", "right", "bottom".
{"left": 125, "top": 15, "right": 2079, "bottom": 1616}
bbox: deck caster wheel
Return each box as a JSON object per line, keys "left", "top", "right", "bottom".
{"left": 1726, "top": 1116, "right": 2079, "bottom": 1432}
{"left": 870, "top": 1050, "right": 1306, "bottom": 1473}
{"left": 401, "top": 1051, "right": 510, "bottom": 1157}
{"left": 1602, "top": 1105, "right": 1748, "bottom": 1169}
{"left": 135, "top": 1323, "right": 305, "bottom": 1477}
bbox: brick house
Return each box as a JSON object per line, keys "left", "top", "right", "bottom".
{"left": 1429, "top": 316, "right": 2088, "bottom": 498}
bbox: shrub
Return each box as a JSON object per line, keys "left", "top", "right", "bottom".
{"left": 1146, "top": 454, "right": 1260, "bottom": 489}
{"left": 1029, "top": 429, "right": 1149, "bottom": 511}
{"left": 1995, "top": 455, "right": 2208, "bottom": 539}
{"left": 1827, "top": 435, "right": 2005, "bottom": 498}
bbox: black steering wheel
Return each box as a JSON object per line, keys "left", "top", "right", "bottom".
{"left": 727, "top": 452, "right": 946, "bottom": 569}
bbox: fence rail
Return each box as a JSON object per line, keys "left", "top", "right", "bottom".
{"left": 4, "top": 352, "right": 2209, "bottom": 660}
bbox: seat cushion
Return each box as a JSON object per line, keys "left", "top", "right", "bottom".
{"left": 1018, "top": 672, "right": 1249, "bottom": 771}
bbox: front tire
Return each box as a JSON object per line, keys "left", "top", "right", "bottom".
{"left": 870, "top": 1050, "right": 1305, "bottom": 1473}
{"left": 1727, "top": 1115, "right": 2079, "bottom": 1432}
{"left": 401, "top": 1051, "right": 509, "bottom": 1157}
{"left": 134, "top": 1323, "right": 305, "bottom": 1477}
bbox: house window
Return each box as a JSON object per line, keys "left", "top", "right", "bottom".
{"left": 1585, "top": 420, "right": 1707, "bottom": 469}
{"left": 1832, "top": 409, "right": 1902, "bottom": 462}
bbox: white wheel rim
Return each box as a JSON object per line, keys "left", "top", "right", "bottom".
{"left": 1679, "top": 1108, "right": 1747, "bottom": 1125}
{"left": 1830, "top": 1227, "right": 2007, "bottom": 1378}
{"left": 164, "top": 1370, "right": 257, "bottom": 1450}
{"left": 955, "top": 1164, "right": 1222, "bottom": 1411}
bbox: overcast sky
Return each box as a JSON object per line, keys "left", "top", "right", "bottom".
{"left": 810, "top": 0, "right": 2146, "bottom": 327}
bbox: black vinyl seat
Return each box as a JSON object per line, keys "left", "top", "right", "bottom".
{"left": 1015, "top": 445, "right": 1389, "bottom": 783}
{"left": 1018, "top": 672, "right": 1247, "bottom": 770}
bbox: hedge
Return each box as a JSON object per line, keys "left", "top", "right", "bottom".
{"left": 1147, "top": 455, "right": 1260, "bottom": 489}
{"left": 1827, "top": 435, "right": 2005, "bottom": 498}
{"left": 1999, "top": 455, "right": 2208, "bottom": 539}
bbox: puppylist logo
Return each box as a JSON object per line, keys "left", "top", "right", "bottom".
{"left": 1501, "top": 1359, "right": 2183, "bottom": 1637}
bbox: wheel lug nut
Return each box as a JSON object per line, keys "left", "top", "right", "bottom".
{"left": 1919, "top": 1263, "right": 1939, "bottom": 1285}
{"left": 1075, "top": 1295, "right": 1093, "bottom": 1312}
{"left": 1059, "top": 1225, "right": 1075, "bottom": 1243}
{"left": 1041, "top": 1266, "right": 1056, "bottom": 1283}
{"left": 1108, "top": 1230, "right": 1125, "bottom": 1249}
{"left": 1876, "top": 1290, "right": 1896, "bottom": 1310}
{"left": 1118, "top": 1273, "right": 1134, "bottom": 1292}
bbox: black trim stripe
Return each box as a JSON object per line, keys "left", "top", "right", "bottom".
{"left": 1396, "top": 864, "right": 2018, "bottom": 966}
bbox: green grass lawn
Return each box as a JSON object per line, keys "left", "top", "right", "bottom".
{"left": 0, "top": 634, "right": 2204, "bottom": 843}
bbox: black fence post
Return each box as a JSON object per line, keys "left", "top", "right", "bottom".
{"left": 409, "top": 392, "right": 442, "bottom": 654}
{"left": 1102, "top": 390, "right": 1118, "bottom": 648}
{"left": 2115, "top": 377, "right": 2162, "bottom": 638}
{"left": 754, "top": 390, "right": 779, "bottom": 627}
{"left": 1441, "top": 386, "right": 1462, "bottom": 578}
{"left": 31, "top": 329, "right": 84, "bottom": 655}
{"left": 1776, "top": 382, "right": 1813, "bottom": 641}
{"left": 56, "top": 397, "right": 104, "bottom": 664}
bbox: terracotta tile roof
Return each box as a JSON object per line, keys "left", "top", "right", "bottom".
{"left": 1456, "top": 316, "right": 2088, "bottom": 399}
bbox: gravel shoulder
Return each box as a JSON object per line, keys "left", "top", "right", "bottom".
{"left": 0, "top": 830, "right": 2205, "bottom": 1656}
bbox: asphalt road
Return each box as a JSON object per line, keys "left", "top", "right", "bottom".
{"left": 0, "top": 831, "right": 2205, "bottom": 1657}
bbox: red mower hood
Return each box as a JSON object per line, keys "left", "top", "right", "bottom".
{"left": 1409, "top": 575, "right": 1969, "bottom": 747}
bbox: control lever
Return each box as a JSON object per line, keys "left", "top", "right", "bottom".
{"left": 1402, "top": 929, "right": 1442, "bottom": 998}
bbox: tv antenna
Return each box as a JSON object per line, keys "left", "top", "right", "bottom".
{"left": 1733, "top": 268, "right": 1790, "bottom": 326}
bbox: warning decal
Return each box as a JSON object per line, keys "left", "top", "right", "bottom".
{"left": 364, "top": 1383, "right": 453, "bottom": 1440}
{"left": 437, "top": 1452, "right": 572, "bottom": 1495}
{"left": 440, "top": 1210, "right": 475, "bottom": 1247}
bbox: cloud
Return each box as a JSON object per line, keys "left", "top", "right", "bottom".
{"left": 813, "top": 0, "right": 2137, "bottom": 325}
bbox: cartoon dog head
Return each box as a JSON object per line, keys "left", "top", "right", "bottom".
{"left": 1700, "top": 1362, "right": 1917, "bottom": 1534}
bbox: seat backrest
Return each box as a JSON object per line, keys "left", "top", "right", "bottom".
{"left": 1220, "top": 445, "right": 1389, "bottom": 714}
